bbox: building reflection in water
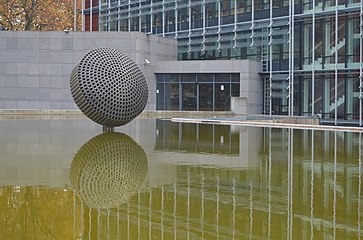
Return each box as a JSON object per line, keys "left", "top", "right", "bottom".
{"left": 72, "top": 123, "right": 362, "bottom": 240}
{"left": 0, "top": 119, "right": 361, "bottom": 239}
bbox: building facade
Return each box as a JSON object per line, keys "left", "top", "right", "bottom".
{"left": 83, "top": 0, "right": 363, "bottom": 125}
{"left": 0, "top": 31, "right": 262, "bottom": 115}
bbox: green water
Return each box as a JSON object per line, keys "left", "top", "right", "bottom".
{"left": 0, "top": 118, "right": 361, "bottom": 239}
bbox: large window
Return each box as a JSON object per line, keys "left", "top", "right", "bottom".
{"left": 156, "top": 73, "right": 240, "bottom": 111}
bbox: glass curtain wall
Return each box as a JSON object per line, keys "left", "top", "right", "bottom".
{"left": 156, "top": 73, "right": 240, "bottom": 111}
{"left": 94, "top": 0, "right": 363, "bottom": 124}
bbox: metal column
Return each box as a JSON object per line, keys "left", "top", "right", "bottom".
{"left": 312, "top": 0, "right": 316, "bottom": 115}
{"left": 90, "top": 0, "right": 93, "bottom": 31}
{"left": 291, "top": 0, "right": 295, "bottom": 116}
{"left": 269, "top": 0, "right": 273, "bottom": 115}
{"left": 288, "top": 0, "right": 292, "bottom": 116}
{"left": 162, "top": 0, "right": 165, "bottom": 37}
{"left": 360, "top": 0, "right": 363, "bottom": 126}
{"left": 82, "top": 0, "right": 85, "bottom": 31}
{"left": 334, "top": 0, "right": 338, "bottom": 125}
{"left": 250, "top": 0, "right": 255, "bottom": 48}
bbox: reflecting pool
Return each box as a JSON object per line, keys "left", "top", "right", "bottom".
{"left": 0, "top": 118, "right": 361, "bottom": 239}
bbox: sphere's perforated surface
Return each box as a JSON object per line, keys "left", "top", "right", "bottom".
{"left": 70, "top": 132, "right": 148, "bottom": 209}
{"left": 70, "top": 48, "right": 148, "bottom": 127}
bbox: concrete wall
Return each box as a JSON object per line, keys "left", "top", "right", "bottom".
{"left": 154, "top": 60, "right": 263, "bottom": 114}
{"left": 235, "top": 60, "right": 262, "bottom": 114}
{"left": 0, "top": 31, "right": 177, "bottom": 111}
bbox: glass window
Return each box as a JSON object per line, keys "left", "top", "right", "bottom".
{"left": 130, "top": 17, "right": 139, "bottom": 31}
{"left": 215, "top": 74, "right": 230, "bottom": 82}
{"left": 191, "top": 5, "right": 202, "bottom": 29}
{"left": 120, "top": 18, "right": 128, "bottom": 31}
{"left": 141, "top": 15, "right": 151, "bottom": 33}
{"left": 198, "top": 74, "right": 214, "bottom": 83}
{"left": 165, "top": 81, "right": 180, "bottom": 110}
{"left": 347, "top": 14, "right": 360, "bottom": 66}
{"left": 165, "top": 10, "right": 176, "bottom": 33}
{"left": 153, "top": 12, "right": 162, "bottom": 34}
{"left": 182, "top": 83, "right": 197, "bottom": 110}
{"left": 346, "top": 74, "right": 359, "bottom": 120}
{"left": 215, "top": 83, "right": 231, "bottom": 111}
{"left": 178, "top": 7, "right": 189, "bottom": 31}
{"left": 231, "top": 74, "right": 239, "bottom": 83}
{"left": 231, "top": 83, "right": 239, "bottom": 97}
{"left": 221, "top": 0, "right": 234, "bottom": 25}
{"left": 206, "top": 3, "right": 218, "bottom": 27}
{"left": 180, "top": 74, "right": 196, "bottom": 83}
{"left": 157, "top": 82, "right": 165, "bottom": 110}
{"left": 199, "top": 83, "right": 213, "bottom": 111}
{"left": 157, "top": 73, "right": 239, "bottom": 111}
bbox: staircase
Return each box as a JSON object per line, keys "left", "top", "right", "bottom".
{"left": 329, "top": 95, "right": 345, "bottom": 112}
{"left": 329, "top": 38, "right": 345, "bottom": 56}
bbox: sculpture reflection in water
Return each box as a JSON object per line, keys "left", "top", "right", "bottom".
{"left": 70, "top": 132, "right": 148, "bottom": 209}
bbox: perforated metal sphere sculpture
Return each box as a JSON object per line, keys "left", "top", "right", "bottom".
{"left": 70, "top": 48, "right": 148, "bottom": 127}
{"left": 70, "top": 132, "right": 148, "bottom": 209}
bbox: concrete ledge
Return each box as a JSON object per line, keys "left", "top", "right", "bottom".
{"left": 242, "top": 115, "right": 321, "bottom": 125}
{"left": 0, "top": 109, "right": 84, "bottom": 115}
{"left": 0, "top": 110, "right": 235, "bottom": 120}
{"left": 171, "top": 116, "right": 363, "bottom": 132}
{"left": 141, "top": 110, "right": 235, "bottom": 118}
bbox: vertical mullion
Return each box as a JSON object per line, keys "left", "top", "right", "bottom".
{"left": 162, "top": 0, "right": 165, "bottom": 37}
{"left": 288, "top": 0, "right": 292, "bottom": 116}
{"left": 250, "top": 0, "right": 254, "bottom": 48}
{"left": 202, "top": 1, "right": 206, "bottom": 52}
{"left": 128, "top": 0, "right": 131, "bottom": 31}
{"left": 334, "top": 0, "right": 338, "bottom": 125}
{"left": 82, "top": 0, "right": 85, "bottom": 31}
{"left": 150, "top": 0, "right": 153, "bottom": 33}
{"left": 175, "top": 0, "right": 178, "bottom": 39}
{"left": 291, "top": 0, "right": 295, "bottom": 116}
{"left": 360, "top": 0, "right": 363, "bottom": 126}
{"left": 269, "top": 0, "right": 273, "bottom": 115}
{"left": 139, "top": 1, "right": 141, "bottom": 32}
{"left": 90, "top": 0, "right": 93, "bottom": 31}
{"left": 188, "top": 0, "right": 191, "bottom": 53}
{"left": 233, "top": 0, "right": 237, "bottom": 50}
{"left": 117, "top": 0, "right": 121, "bottom": 31}
{"left": 312, "top": 0, "right": 315, "bottom": 115}
{"left": 74, "top": 0, "right": 77, "bottom": 31}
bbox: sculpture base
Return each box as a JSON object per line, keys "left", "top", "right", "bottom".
{"left": 102, "top": 126, "right": 115, "bottom": 132}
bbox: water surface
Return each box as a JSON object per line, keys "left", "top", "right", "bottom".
{"left": 0, "top": 118, "right": 361, "bottom": 239}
